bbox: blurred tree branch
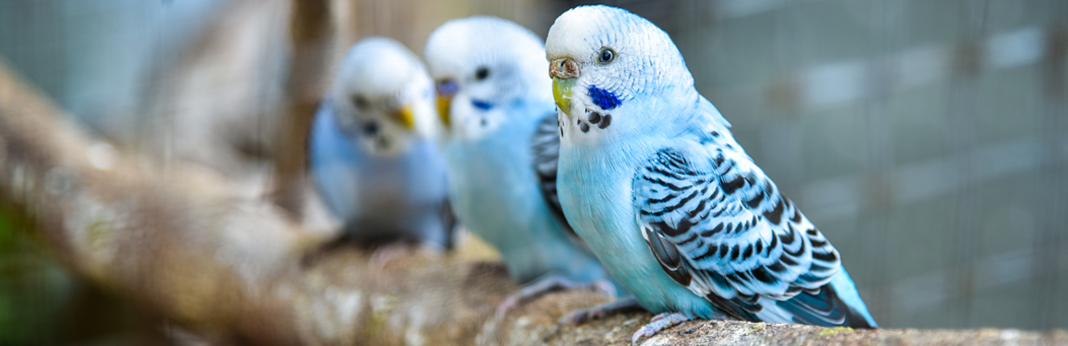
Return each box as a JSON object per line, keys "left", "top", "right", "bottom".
{"left": 1, "top": 61, "right": 1067, "bottom": 345}
{"left": 271, "top": 0, "right": 335, "bottom": 217}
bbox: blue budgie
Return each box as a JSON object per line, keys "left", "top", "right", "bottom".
{"left": 423, "top": 16, "right": 621, "bottom": 314}
{"left": 309, "top": 37, "right": 454, "bottom": 249}
{"left": 545, "top": 5, "right": 877, "bottom": 342}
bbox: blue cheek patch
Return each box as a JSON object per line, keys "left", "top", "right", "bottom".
{"left": 587, "top": 85, "right": 621, "bottom": 110}
{"left": 471, "top": 99, "right": 493, "bottom": 111}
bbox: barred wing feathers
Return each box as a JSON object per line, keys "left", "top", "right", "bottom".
{"left": 632, "top": 142, "right": 872, "bottom": 327}
{"left": 532, "top": 112, "right": 578, "bottom": 238}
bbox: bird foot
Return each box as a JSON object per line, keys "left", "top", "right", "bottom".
{"left": 496, "top": 275, "right": 616, "bottom": 319}
{"left": 589, "top": 280, "right": 618, "bottom": 298}
{"left": 631, "top": 312, "right": 689, "bottom": 345}
{"left": 560, "top": 296, "right": 644, "bottom": 325}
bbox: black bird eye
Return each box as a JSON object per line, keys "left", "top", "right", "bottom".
{"left": 599, "top": 48, "right": 616, "bottom": 63}
{"left": 363, "top": 121, "right": 379, "bottom": 135}
{"left": 475, "top": 66, "right": 490, "bottom": 81}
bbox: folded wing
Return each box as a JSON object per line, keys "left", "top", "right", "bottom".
{"left": 632, "top": 139, "right": 871, "bottom": 327}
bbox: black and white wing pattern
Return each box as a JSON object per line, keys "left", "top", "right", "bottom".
{"left": 531, "top": 112, "right": 577, "bottom": 237}
{"left": 632, "top": 142, "right": 871, "bottom": 327}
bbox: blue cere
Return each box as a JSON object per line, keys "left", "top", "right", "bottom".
{"left": 436, "top": 79, "right": 459, "bottom": 97}
{"left": 587, "top": 85, "right": 621, "bottom": 110}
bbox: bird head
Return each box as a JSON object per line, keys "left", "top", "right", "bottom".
{"left": 330, "top": 37, "right": 438, "bottom": 156}
{"left": 423, "top": 16, "right": 553, "bottom": 141}
{"left": 545, "top": 5, "right": 697, "bottom": 142}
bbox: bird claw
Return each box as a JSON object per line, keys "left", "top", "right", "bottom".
{"left": 590, "top": 280, "right": 617, "bottom": 298}
{"left": 495, "top": 296, "right": 521, "bottom": 319}
{"left": 631, "top": 312, "right": 689, "bottom": 345}
{"left": 560, "top": 296, "right": 643, "bottom": 325}
{"left": 561, "top": 306, "right": 605, "bottom": 325}
{"left": 496, "top": 275, "right": 615, "bottom": 320}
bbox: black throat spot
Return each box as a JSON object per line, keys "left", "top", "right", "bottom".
{"left": 578, "top": 108, "right": 612, "bottom": 133}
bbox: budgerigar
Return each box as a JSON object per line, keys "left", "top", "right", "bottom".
{"left": 309, "top": 37, "right": 454, "bottom": 249}
{"left": 423, "top": 16, "right": 620, "bottom": 313}
{"left": 545, "top": 5, "right": 877, "bottom": 342}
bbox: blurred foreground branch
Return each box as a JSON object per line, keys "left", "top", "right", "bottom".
{"left": 1, "top": 62, "right": 1066, "bottom": 345}
{"left": 271, "top": 0, "right": 335, "bottom": 217}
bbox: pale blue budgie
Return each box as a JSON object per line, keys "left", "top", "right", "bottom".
{"left": 545, "top": 5, "right": 877, "bottom": 342}
{"left": 309, "top": 37, "right": 454, "bottom": 249}
{"left": 423, "top": 16, "right": 620, "bottom": 312}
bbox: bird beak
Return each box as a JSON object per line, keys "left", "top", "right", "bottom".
{"left": 436, "top": 96, "right": 452, "bottom": 127}
{"left": 550, "top": 57, "right": 580, "bottom": 115}
{"left": 552, "top": 77, "right": 575, "bottom": 116}
{"left": 392, "top": 104, "right": 415, "bottom": 130}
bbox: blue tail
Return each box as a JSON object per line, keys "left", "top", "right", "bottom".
{"left": 828, "top": 268, "right": 878, "bottom": 327}
{"left": 771, "top": 268, "right": 878, "bottom": 328}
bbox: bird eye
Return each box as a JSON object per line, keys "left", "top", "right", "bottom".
{"left": 598, "top": 48, "right": 616, "bottom": 64}
{"left": 352, "top": 95, "right": 370, "bottom": 110}
{"left": 363, "top": 121, "right": 379, "bottom": 135}
{"left": 475, "top": 66, "right": 490, "bottom": 81}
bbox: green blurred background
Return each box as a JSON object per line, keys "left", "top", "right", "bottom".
{"left": 0, "top": 205, "right": 161, "bottom": 345}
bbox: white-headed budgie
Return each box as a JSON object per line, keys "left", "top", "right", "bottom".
{"left": 309, "top": 37, "right": 454, "bottom": 249}
{"left": 423, "top": 16, "right": 621, "bottom": 314}
{"left": 544, "top": 5, "right": 877, "bottom": 342}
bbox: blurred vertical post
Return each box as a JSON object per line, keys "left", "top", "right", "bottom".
{"left": 944, "top": 0, "right": 987, "bottom": 327}
{"left": 1034, "top": 19, "right": 1066, "bottom": 329}
{"left": 272, "top": 0, "right": 334, "bottom": 217}
{"left": 857, "top": 1, "right": 899, "bottom": 325}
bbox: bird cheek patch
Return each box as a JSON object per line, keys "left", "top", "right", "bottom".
{"left": 471, "top": 99, "right": 493, "bottom": 111}
{"left": 587, "top": 85, "right": 622, "bottom": 110}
